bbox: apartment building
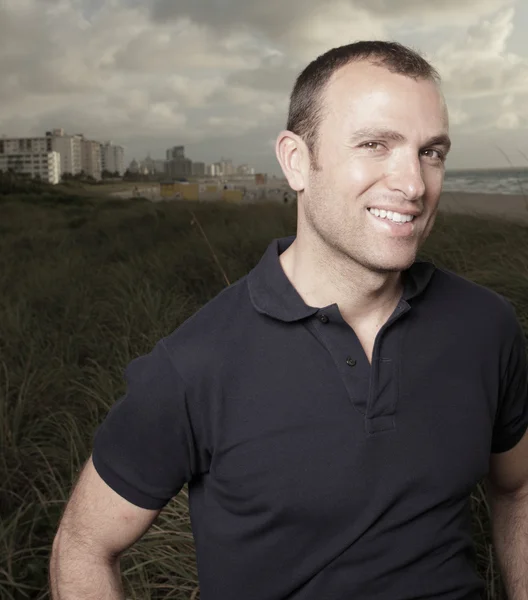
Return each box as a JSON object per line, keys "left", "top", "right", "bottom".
{"left": 0, "top": 136, "right": 61, "bottom": 183}
{"left": 0, "top": 149, "right": 61, "bottom": 184}
{"left": 0, "top": 136, "right": 52, "bottom": 155}
{"left": 191, "top": 161, "right": 205, "bottom": 176}
{"left": 47, "top": 129, "right": 82, "bottom": 176}
{"left": 101, "top": 142, "right": 125, "bottom": 176}
{"left": 81, "top": 139, "right": 102, "bottom": 180}
{"left": 165, "top": 145, "right": 192, "bottom": 179}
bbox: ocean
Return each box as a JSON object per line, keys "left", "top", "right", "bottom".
{"left": 443, "top": 168, "right": 528, "bottom": 196}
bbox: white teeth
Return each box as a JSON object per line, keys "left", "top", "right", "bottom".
{"left": 368, "top": 208, "right": 414, "bottom": 223}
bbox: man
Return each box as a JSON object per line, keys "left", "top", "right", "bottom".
{"left": 50, "top": 41, "right": 528, "bottom": 599}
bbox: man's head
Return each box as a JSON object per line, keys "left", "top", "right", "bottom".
{"left": 276, "top": 41, "right": 450, "bottom": 273}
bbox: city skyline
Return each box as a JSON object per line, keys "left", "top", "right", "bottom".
{"left": 2, "top": 0, "right": 528, "bottom": 174}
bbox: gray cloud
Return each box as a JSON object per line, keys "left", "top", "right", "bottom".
{"left": 150, "top": 0, "right": 308, "bottom": 38}
{"left": 0, "top": 0, "right": 527, "bottom": 174}
{"left": 353, "top": 0, "right": 511, "bottom": 17}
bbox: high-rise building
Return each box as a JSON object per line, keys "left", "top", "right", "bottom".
{"left": 220, "top": 157, "right": 234, "bottom": 176}
{"left": 0, "top": 150, "right": 61, "bottom": 184}
{"left": 166, "top": 146, "right": 185, "bottom": 160}
{"left": 141, "top": 155, "right": 166, "bottom": 175}
{"left": 0, "top": 135, "right": 61, "bottom": 184}
{"left": 81, "top": 139, "right": 102, "bottom": 180}
{"left": 152, "top": 159, "right": 166, "bottom": 173}
{"left": 192, "top": 161, "right": 205, "bottom": 176}
{"left": 101, "top": 142, "right": 125, "bottom": 176}
{"left": 47, "top": 129, "right": 82, "bottom": 176}
{"left": 165, "top": 157, "right": 192, "bottom": 179}
{"left": 236, "top": 164, "right": 255, "bottom": 176}
{"left": 165, "top": 145, "right": 192, "bottom": 179}
{"left": 0, "top": 135, "right": 52, "bottom": 155}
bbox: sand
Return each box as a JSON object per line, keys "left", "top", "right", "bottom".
{"left": 439, "top": 192, "right": 528, "bottom": 223}
{"left": 111, "top": 185, "right": 528, "bottom": 224}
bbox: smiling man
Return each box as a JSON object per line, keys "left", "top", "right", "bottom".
{"left": 276, "top": 51, "right": 452, "bottom": 361}
{"left": 50, "top": 42, "right": 528, "bottom": 600}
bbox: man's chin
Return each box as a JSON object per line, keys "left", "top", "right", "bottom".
{"left": 366, "top": 254, "right": 418, "bottom": 274}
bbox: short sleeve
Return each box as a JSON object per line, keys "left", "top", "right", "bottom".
{"left": 92, "top": 339, "right": 208, "bottom": 509}
{"left": 491, "top": 318, "right": 528, "bottom": 454}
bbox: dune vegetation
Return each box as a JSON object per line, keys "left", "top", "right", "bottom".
{"left": 1, "top": 182, "right": 527, "bottom": 599}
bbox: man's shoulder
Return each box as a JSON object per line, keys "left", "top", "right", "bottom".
{"left": 158, "top": 275, "right": 255, "bottom": 381}
{"left": 172, "top": 274, "right": 251, "bottom": 338}
{"left": 431, "top": 265, "right": 519, "bottom": 331}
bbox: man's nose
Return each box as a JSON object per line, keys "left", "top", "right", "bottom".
{"left": 386, "top": 156, "right": 426, "bottom": 201}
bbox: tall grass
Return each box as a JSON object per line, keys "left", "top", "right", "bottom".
{"left": 0, "top": 194, "right": 526, "bottom": 599}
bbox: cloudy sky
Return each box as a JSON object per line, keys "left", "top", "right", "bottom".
{"left": 1, "top": 0, "right": 528, "bottom": 174}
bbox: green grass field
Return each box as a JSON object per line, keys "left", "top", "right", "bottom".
{"left": 1, "top": 188, "right": 527, "bottom": 599}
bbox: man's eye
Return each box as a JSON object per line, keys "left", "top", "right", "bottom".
{"left": 422, "top": 149, "right": 445, "bottom": 161}
{"left": 361, "top": 142, "right": 383, "bottom": 151}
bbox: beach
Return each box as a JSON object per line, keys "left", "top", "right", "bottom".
{"left": 109, "top": 184, "right": 528, "bottom": 224}
{"left": 439, "top": 192, "right": 528, "bottom": 222}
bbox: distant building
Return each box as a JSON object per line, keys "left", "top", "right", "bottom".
{"left": 220, "top": 157, "right": 234, "bottom": 176}
{"left": 208, "top": 162, "right": 223, "bottom": 176}
{"left": 101, "top": 142, "right": 125, "bottom": 176}
{"left": 0, "top": 149, "right": 61, "bottom": 184}
{"left": 165, "top": 145, "right": 192, "bottom": 179}
{"left": 192, "top": 161, "right": 205, "bottom": 176}
{"left": 141, "top": 155, "right": 166, "bottom": 175}
{"left": 152, "top": 159, "right": 166, "bottom": 173}
{"left": 0, "top": 135, "right": 61, "bottom": 183}
{"left": 81, "top": 139, "right": 102, "bottom": 180}
{"left": 1, "top": 129, "right": 127, "bottom": 182}
{"left": 165, "top": 157, "right": 192, "bottom": 179}
{"left": 47, "top": 129, "right": 82, "bottom": 176}
{"left": 166, "top": 146, "right": 185, "bottom": 160}
{"left": 128, "top": 159, "right": 139, "bottom": 173}
{"left": 0, "top": 135, "right": 52, "bottom": 155}
{"left": 237, "top": 164, "right": 255, "bottom": 176}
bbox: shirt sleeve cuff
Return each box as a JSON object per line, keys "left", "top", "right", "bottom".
{"left": 92, "top": 451, "right": 171, "bottom": 510}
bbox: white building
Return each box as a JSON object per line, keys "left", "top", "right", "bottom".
{"left": 207, "top": 162, "right": 223, "bottom": 176}
{"left": 0, "top": 136, "right": 52, "bottom": 155}
{"left": 48, "top": 129, "right": 82, "bottom": 176}
{"left": 101, "top": 142, "right": 125, "bottom": 176}
{"left": 237, "top": 164, "right": 256, "bottom": 176}
{"left": 0, "top": 150, "right": 61, "bottom": 184}
{"left": 81, "top": 139, "right": 102, "bottom": 180}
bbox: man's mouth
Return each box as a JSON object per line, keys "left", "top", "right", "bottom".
{"left": 367, "top": 207, "right": 416, "bottom": 224}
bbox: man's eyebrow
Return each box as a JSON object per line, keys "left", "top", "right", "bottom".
{"left": 349, "top": 128, "right": 452, "bottom": 152}
{"left": 425, "top": 134, "right": 452, "bottom": 153}
{"left": 349, "top": 127, "right": 406, "bottom": 143}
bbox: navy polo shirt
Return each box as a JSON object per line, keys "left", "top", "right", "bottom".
{"left": 93, "top": 235, "right": 528, "bottom": 600}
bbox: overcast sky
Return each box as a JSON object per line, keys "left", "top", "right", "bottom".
{"left": 1, "top": 0, "right": 528, "bottom": 174}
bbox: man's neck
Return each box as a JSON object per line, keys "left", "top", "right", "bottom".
{"left": 279, "top": 234, "right": 405, "bottom": 330}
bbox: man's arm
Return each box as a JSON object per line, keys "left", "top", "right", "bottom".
{"left": 487, "top": 429, "right": 528, "bottom": 600}
{"left": 50, "top": 455, "right": 161, "bottom": 599}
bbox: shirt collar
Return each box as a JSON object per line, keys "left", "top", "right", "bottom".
{"left": 247, "top": 235, "right": 436, "bottom": 322}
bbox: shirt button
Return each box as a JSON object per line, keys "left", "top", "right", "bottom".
{"left": 346, "top": 356, "right": 357, "bottom": 367}
{"left": 318, "top": 314, "right": 329, "bottom": 324}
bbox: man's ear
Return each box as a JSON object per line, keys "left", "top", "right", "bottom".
{"left": 275, "top": 131, "right": 308, "bottom": 192}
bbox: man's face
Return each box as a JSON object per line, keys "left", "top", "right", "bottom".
{"left": 299, "top": 61, "right": 450, "bottom": 273}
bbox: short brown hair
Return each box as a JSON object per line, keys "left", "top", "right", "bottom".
{"left": 286, "top": 41, "right": 440, "bottom": 167}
